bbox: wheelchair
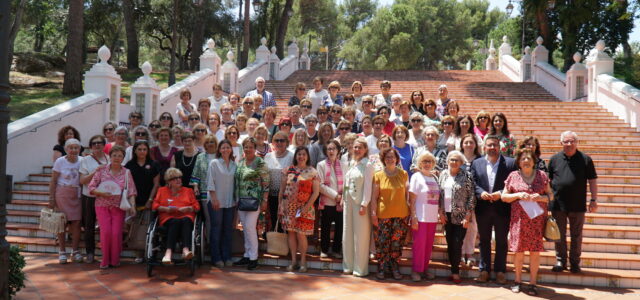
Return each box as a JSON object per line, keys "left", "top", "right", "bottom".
{"left": 145, "top": 211, "right": 205, "bottom": 277}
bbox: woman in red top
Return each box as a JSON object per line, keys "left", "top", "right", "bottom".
{"left": 153, "top": 167, "right": 201, "bottom": 264}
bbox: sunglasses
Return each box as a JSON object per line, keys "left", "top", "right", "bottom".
{"left": 274, "top": 139, "right": 287, "bottom": 143}
{"left": 280, "top": 123, "right": 292, "bottom": 127}
{"left": 160, "top": 116, "right": 172, "bottom": 120}
{"left": 426, "top": 103, "right": 435, "bottom": 107}
{"left": 443, "top": 122, "right": 453, "bottom": 125}
{"left": 104, "top": 127, "right": 114, "bottom": 132}
{"left": 373, "top": 122, "right": 385, "bottom": 126}
{"left": 344, "top": 98, "right": 354, "bottom": 101}
{"left": 478, "top": 116, "right": 489, "bottom": 120}
{"left": 91, "top": 141, "right": 105, "bottom": 146}
{"left": 244, "top": 102, "right": 254, "bottom": 105}
{"left": 149, "top": 124, "right": 161, "bottom": 129}
{"left": 227, "top": 131, "right": 238, "bottom": 135}
{"left": 339, "top": 127, "right": 350, "bottom": 131}
{"left": 301, "top": 105, "right": 312, "bottom": 109}
{"left": 317, "top": 111, "right": 327, "bottom": 115}
{"left": 168, "top": 176, "right": 182, "bottom": 182}
{"left": 130, "top": 115, "right": 142, "bottom": 119}
{"left": 411, "top": 119, "right": 423, "bottom": 123}
{"left": 363, "top": 101, "right": 373, "bottom": 105}
{"left": 331, "top": 110, "right": 342, "bottom": 113}
{"left": 194, "top": 129, "right": 206, "bottom": 133}
{"left": 135, "top": 132, "right": 148, "bottom": 137}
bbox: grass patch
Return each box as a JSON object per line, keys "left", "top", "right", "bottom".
{"left": 9, "top": 70, "right": 191, "bottom": 121}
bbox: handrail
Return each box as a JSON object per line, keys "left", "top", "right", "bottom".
{"left": 8, "top": 93, "right": 106, "bottom": 141}
{"left": 536, "top": 62, "right": 566, "bottom": 85}
{"left": 597, "top": 74, "right": 640, "bottom": 104}
{"left": 159, "top": 69, "right": 215, "bottom": 105}
{"left": 238, "top": 59, "right": 267, "bottom": 79}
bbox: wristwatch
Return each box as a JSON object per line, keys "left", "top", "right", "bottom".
{"left": 590, "top": 198, "right": 597, "bottom": 202}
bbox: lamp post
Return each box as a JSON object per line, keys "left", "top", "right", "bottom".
{"left": 506, "top": 0, "right": 525, "bottom": 54}
{"left": 0, "top": 0, "right": 12, "bottom": 297}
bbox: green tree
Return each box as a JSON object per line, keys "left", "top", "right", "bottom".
{"left": 62, "top": 0, "right": 84, "bottom": 95}
{"left": 340, "top": 0, "right": 378, "bottom": 32}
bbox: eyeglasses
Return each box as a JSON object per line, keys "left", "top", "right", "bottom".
{"left": 339, "top": 127, "right": 350, "bottom": 131}
{"left": 478, "top": 116, "right": 489, "bottom": 120}
{"left": 363, "top": 101, "right": 373, "bottom": 105}
{"left": 104, "top": 127, "right": 114, "bottom": 132}
{"left": 91, "top": 141, "right": 105, "bottom": 146}
{"left": 135, "top": 132, "right": 148, "bottom": 137}
{"left": 373, "top": 122, "right": 385, "bottom": 126}
{"left": 331, "top": 110, "right": 342, "bottom": 113}
{"left": 443, "top": 122, "right": 453, "bottom": 125}
{"left": 168, "top": 176, "right": 182, "bottom": 182}
{"left": 244, "top": 102, "right": 254, "bottom": 105}
{"left": 160, "top": 116, "right": 172, "bottom": 120}
{"left": 149, "top": 124, "right": 161, "bottom": 129}
{"left": 411, "top": 119, "right": 423, "bottom": 123}
{"left": 130, "top": 115, "right": 142, "bottom": 119}
{"left": 317, "top": 111, "right": 327, "bottom": 115}
{"left": 227, "top": 131, "right": 238, "bottom": 135}
{"left": 344, "top": 98, "right": 354, "bottom": 102}
{"left": 280, "top": 123, "right": 292, "bottom": 127}
{"left": 116, "top": 132, "right": 128, "bottom": 136}
{"left": 297, "top": 88, "right": 306, "bottom": 91}
{"left": 426, "top": 103, "right": 435, "bottom": 107}
{"left": 562, "top": 139, "right": 576, "bottom": 145}
{"left": 274, "top": 139, "right": 287, "bottom": 143}
{"left": 301, "top": 105, "right": 312, "bottom": 109}
{"left": 194, "top": 129, "right": 206, "bottom": 133}
{"left": 189, "top": 117, "right": 200, "bottom": 121}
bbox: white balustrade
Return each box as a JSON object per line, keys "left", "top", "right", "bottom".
{"left": 199, "top": 39, "right": 221, "bottom": 84}
{"left": 129, "top": 61, "right": 161, "bottom": 124}
{"left": 534, "top": 62, "right": 566, "bottom": 100}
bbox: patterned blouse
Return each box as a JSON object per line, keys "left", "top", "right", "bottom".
{"left": 437, "top": 168, "right": 475, "bottom": 225}
{"left": 190, "top": 153, "right": 217, "bottom": 200}
{"left": 88, "top": 164, "right": 137, "bottom": 208}
{"left": 411, "top": 146, "right": 448, "bottom": 173}
{"left": 497, "top": 134, "right": 517, "bottom": 158}
{"left": 234, "top": 157, "right": 270, "bottom": 204}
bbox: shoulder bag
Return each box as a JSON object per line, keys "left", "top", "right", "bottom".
{"left": 119, "top": 170, "right": 132, "bottom": 210}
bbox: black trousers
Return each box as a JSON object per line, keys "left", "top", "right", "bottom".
{"left": 320, "top": 206, "right": 343, "bottom": 253}
{"left": 81, "top": 195, "right": 96, "bottom": 255}
{"left": 445, "top": 213, "right": 467, "bottom": 275}
{"left": 476, "top": 208, "right": 510, "bottom": 273}
{"left": 165, "top": 217, "right": 193, "bottom": 250}
{"left": 552, "top": 211, "right": 585, "bottom": 267}
{"left": 268, "top": 195, "right": 283, "bottom": 232}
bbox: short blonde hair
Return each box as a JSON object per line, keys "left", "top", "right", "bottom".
{"left": 164, "top": 167, "right": 183, "bottom": 182}
{"left": 328, "top": 81, "right": 341, "bottom": 89}
{"left": 254, "top": 125, "right": 269, "bottom": 139}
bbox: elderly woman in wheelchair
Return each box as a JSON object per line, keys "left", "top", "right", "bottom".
{"left": 152, "top": 167, "right": 201, "bottom": 264}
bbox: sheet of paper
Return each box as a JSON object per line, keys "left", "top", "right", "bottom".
{"left": 519, "top": 200, "right": 544, "bottom": 219}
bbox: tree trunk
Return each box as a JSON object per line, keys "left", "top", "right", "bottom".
{"left": 241, "top": 0, "right": 250, "bottom": 68}
{"left": 534, "top": 8, "right": 554, "bottom": 64}
{"left": 190, "top": 0, "right": 209, "bottom": 71}
{"left": 169, "top": 0, "right": 179, "bottom": 86}
{"left": 8, "top": 0, "right": 27, "bottom": 66}
{"left": 62, "top": 0, "right": 84, "bottom": 96}
{"left": 123, "top": 0, "right": 139, "bottom": 70}
{"left": 275, "top": 0, "right": 294, "bottom": 59}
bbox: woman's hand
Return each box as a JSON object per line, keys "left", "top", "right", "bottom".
{"left": 358, "top": 206, "right": 366, "bottom": 216}
{"left": 411, "top": 218, "right": 419, "bottom": 231}
{"left": 211, "top": 199, "right": 220, "bottom": 211}
{"left": 145, "top": 200, "right": 153, "bottom": 209}
{"left": 439, "top": 214, "right": 447, "bottom": 225}
{"left": 261, "top": 199, "right": 268, "bottom": 212}
{"left": 129, "top": 208, "right": 137, "bottom": 217}
{"left": 178, "top": 206, "right": 193, "bottom": 213}
{"left": 461, "top": 218, "right": 470, "bottom": 229}
{"left": 48, "top": 199, "right": 56, "bottom": 209}
{"left": 370, "top": 215, "right": 378, "bottom": 227}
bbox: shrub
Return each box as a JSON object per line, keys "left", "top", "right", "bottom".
{"left": 9, "top": 245, "right": 26, "bottom": 299}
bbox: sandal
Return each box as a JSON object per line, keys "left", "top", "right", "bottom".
{"left": 376, "top": 270, "right": 386, "bottom": 280}
{"left": 72, "top": 251, "right": 83, "bottom": 263}
{"left": 511, "top": 282, "right": 522, "bottom": 293}
{"left": 392, "top": 270, "right": 403, "bottom": 280}
{"left": 298, "top": 263, "right": 308, "bottom": 273}
{"left": 286, "top": 264, "right": 298, "bottom": 272}
{"left": 58, "top": 252, "right": 68, "bottom": 264}
{"left": 526, "top": 284, "right": 539, "bottom": 296}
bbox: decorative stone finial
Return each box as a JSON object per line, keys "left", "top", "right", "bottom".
{"left": 524, "top": 46, "right": 531, "bottom": 55}
{"left": 502, "top": 35, "right": 508, "bottom": 43}
{"left": 536, "top": 36, "right": 543, "bottom": 45}
{"left": 271, "top": 46, "right": 277, "bottom": 54}
{"left": 141, "top": 61, "right": 152, "bottom": 76}
{"left": 573, "top": 52, "right": 582, "bottom": 63}
{"left": 98, "top": 45, "right": 111, "bottom": 63}
{"left": 595, "top": 40, "right": 605, "bottom": 51}
{"left": 261, "top": 37, "right": 267, "bottom": 46}
{"left": 207, "top": 39, "right": 215, "bottom": 50}
{"left": 227, "top": 50, "right": 234, "bottom": 61}
{"left": 303, "top": 46, "right": 309, "bottom": 54}
{"left": 292, "top": 37, "right": 297, "bottom": 43}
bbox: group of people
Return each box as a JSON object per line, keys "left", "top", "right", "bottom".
{"left": 48, "top": 76, "right": 598, "bottom": 295}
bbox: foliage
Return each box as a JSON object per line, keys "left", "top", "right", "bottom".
{"left": 614, "top": 42, "right": 640, "bottom": 87}
{"left": 340, "top": 0, "right": 378, "bottom": 32}
{"left": 9, "top": 246, "right": 26, "bottom": 299}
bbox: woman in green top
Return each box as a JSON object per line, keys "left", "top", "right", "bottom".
{"left": 233, "top": 137, "right": 270, "bottom": 270}
{"left": 190, "top": 134, "right": 218, "bottom": 239}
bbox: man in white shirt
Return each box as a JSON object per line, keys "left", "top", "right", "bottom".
{"left": 307, "top": 76, "right": 329, "bottom": 114}
{"left": 374, "top": 80, "right": 392, "bottom": 108}
{"left": 208, "top": 83, "right": 229, "bottom": 115}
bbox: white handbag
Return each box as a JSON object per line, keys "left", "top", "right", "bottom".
{"left": 39, "top": 208, "right": 67, "bottom": 234}
{"left": 119, "top": 170, "right": 132, "bottom": 210}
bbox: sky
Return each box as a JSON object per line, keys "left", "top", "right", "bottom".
{"left": 375, "top": 0, "right": 640, "bottom": 44}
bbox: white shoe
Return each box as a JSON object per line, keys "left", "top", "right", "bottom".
{"left": 59, "top": 252, "right": 68, "bottom": 264}
{"left": 72, "top": 251, "right": 83, "bottom": 263}
{"left": 320, "top": 252, "right": 329, "bottom": 258}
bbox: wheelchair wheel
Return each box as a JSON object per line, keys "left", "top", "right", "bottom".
{"left": 147, "top": 263, "right": 153, "bottom": 277}
{"left": 198, "top": 220, "right": 205, "bottom": 265}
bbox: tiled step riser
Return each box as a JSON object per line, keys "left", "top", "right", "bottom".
{"left": 599, "top": 169, "right": 640, "bottom": 176}
{"left": 7, "top": 203, "right": 45, "bottom": 211}
{"left": 585, "top": 216, "right": 639, "bottom": 226}
{"left": 8, "top": 215, "right": 39, "bottom": 224}
{"left": 13, "top": 193, "right": 48, "bottom": 201}
{"left": 598, "top": 177, "right": 640, "bottom": 184}
{"left": 597, "top": 205, "right": 640, "bottom": 214}
{"left": 585, "top": 228, "right": 640, "bottom": 239}
{"left": 9, "top": 228, "right": 55, "bottom": 239}
{"left": 15, "top": 184, "right": 49, "bottom": 192}
{"left": 256, "top": 256, "right": 636, "bottom": 288}
{"left": 599, "top": 185, "right": 640, "bottom": 193}
{"left": 29, "top": 175, "right": 50, "bottom": 183}
{"left": 596, "top": 194, "right": 640, "bottom": 204}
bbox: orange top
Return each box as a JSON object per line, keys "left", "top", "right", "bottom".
{"left": 152, "top": 186, "right": 200, "bottom": 226}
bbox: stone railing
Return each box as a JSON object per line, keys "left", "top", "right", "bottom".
{"left": 490, "top": 37, "right": 639, "bottom": 131}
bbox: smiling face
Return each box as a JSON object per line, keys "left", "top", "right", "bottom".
{"left": 219, "top": 143, "right": 232, "bottom": 159}
{"left": 64, "top": 129, "right": 75, "bottom": 141}
{"left": 447, "top": 155, "right": 463, "bottom": 171}
{"left": 135, "top": 144, "right": 149, "bottom": 160}
{"left": 110, "top": 150, "right": 125, "bottom": 165}
{"left": 353, "top": 142, "right": 367, "bottom": 160}
{"left": 462, "top": 136, "right": 477, "bottom": 154}
{"left": 518, "top": 153, "right": 535, "bottom": 171}
{"left": 459, "top": 119, "right": 471, "bottom": 134}
{"left": 65, "top": 144, "right": 81, "bottom": 158}
{"left": 295, "top": 149, "right": 309, "bottom": 167}
{"left": 493, "top": 116, "right": 504, "bottom": 132}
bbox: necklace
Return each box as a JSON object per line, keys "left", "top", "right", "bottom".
{"left": 384, "top": 167, "right": 397, "bottom": 176}
{"left": 520, "top": 170, "right": 536, "bottom": 184}
{"left": 181, "top": 151, "right": 196, "bottom": 167}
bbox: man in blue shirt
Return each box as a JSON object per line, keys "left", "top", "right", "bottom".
{"left": 245, "top": 76, "right": 275, "bottom": 110}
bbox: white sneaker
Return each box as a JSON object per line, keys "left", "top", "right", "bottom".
{"left": 72, "top": 251, "right": 83, "bottom": 263}
{"left": 320, "top": 252, "right": 329, "bottom": 258}
{"left": 59, "top": 252, "right": 68, "bottom": 264}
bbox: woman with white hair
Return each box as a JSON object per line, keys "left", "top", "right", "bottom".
{"left": 407, "top": 112, "right": 425, "bottom": 147}
{"left": 49, "top": 138, "right": 83, "bottom": 264}
{"left": 437, "top": 150, "right": 475, "bottom": 284}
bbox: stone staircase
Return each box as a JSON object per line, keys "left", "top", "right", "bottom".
{"left": 7, "top": 70, "right": 640, "bottom": 289}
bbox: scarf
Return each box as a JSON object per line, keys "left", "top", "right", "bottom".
{"left": 320, "top": 159, "right": 343, "bottom": 210}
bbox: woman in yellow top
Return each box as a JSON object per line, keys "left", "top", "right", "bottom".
{"left": 371, "top": 147, "right": 411, "bottom": 280}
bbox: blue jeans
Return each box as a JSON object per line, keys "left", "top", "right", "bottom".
{"left": 208, "top": 203, "right": 235, "bottom": 263}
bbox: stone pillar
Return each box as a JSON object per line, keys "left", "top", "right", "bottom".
{"left": 84, "top": 45, "right": 122, "bottom": 123}
{"left": 255, "top": 37, "right": 270, "bottom": 62}
{"left": 199, "top": 38, "right": 221, "bottom": 84}
{"left": 498, "top": 36, "right": 512, "bottom": 73}
{"left": 520, "top": 46, "right": 532, "bottom": 82}
{"left": 566, "top": 52, "right": 588, "bottom": 101}
{"left": 221, "top": 50, "right": 239, "bottom": 93}
{"left": 287, "top": 37, "right": 300, "bottom": 58}
{"left": 269, "top": 46, "right": 280, "bottom": 80}
{"left": 531, "top": 36, "right": 549, "bottom": 82}
{"left": 485, "top": 39, "right": 497, "bottom": 70}
{"left": 586, "top": 40, "right": 614, "bottom": 102}
{"left": 130, "top": 61, "right": 161, "bottom": 123}
{"left": 299, "top": 46, "right": 311, "bottom": 70}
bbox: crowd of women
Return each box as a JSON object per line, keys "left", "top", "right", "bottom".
{"left": 48, "top": 79, "right": 551, "bottom": 295}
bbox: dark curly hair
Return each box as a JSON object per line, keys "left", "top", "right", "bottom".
{"left": 57, "top": 125, "right": 81, "bottom": 146}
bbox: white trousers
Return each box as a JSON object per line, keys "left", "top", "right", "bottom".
{"left": 238, "top": 210, "right": 260, "bottom": 260}
{"left": 342, "top": 199, "right": 371, "bottom": 276}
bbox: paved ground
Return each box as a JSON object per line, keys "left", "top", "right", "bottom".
{"left": 15, "top": 253, "right": 640, "bottom": 300}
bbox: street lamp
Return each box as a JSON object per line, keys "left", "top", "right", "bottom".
{"left": 505, "top": 0, "right": 525, "bottom": 53}
{"left": 252, "top": 0, "right": 262, "bottom": 13}
{"left": 506, "top": 1, "right": 514, "bottom": 16}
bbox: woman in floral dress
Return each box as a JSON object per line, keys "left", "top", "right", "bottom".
{"left": 279, "top": 146, "right": 320, "bottom": 273}
{"left": 501, "top": 149, "right": 553, "bottom": 296}
{"left": 488, "top": 112, "right": 516, "bottom": 157}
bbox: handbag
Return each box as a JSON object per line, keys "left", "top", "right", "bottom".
{"left": 119, "top": 170, "right": 132, "bottom": 210}
{"left": 238, "top": 196, "right": 260, "bottom": 211}
{"left": 544, "top": 216, "right": 561, "bottom": 242}
{"left": 39, "top": 208, "right": 67, "bottom": 234}
{"left": 125, "top": 209, "right": 151, "bottom": 250}
{"left": 266, "top": 217, "right": 289, "bottom": 256}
